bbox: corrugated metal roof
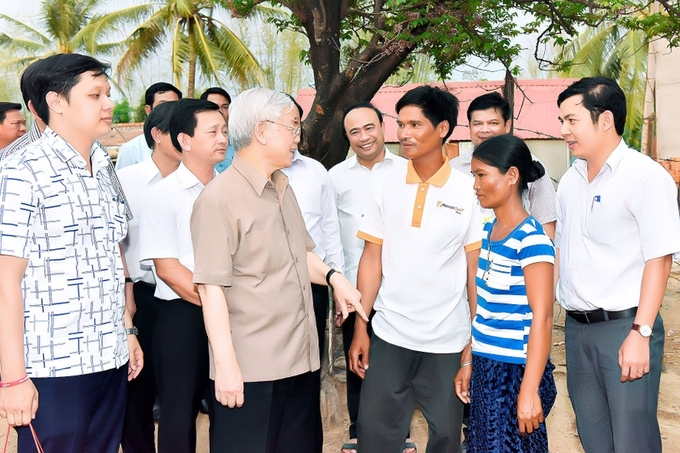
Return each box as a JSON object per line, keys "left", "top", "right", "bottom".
{"left": 295, "top": 79, "right": 577, "bottom": 142}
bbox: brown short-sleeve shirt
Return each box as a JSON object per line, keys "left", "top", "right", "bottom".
{"left": 191, "top": 155, "right": 319, "bottom": 382}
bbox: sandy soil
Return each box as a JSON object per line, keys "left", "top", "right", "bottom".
{"left": 1, "top": 263, "right": 679, "bottom": 452}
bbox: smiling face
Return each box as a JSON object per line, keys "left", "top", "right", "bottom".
{"left": 470, "top": 157, "right": 518, "bottom": 210}
{"left": 468, "top": 107, "right": 511, "bottom": 147}
{"left": 56, "top": 71, "right": 114, "bottom": 142}
{"left": 343, "top": 107, "right": 385, "bottom": 166}
{"left": 396, "top": 105, "right": 448, "bottom": 161}
{"left": 181, "top": 110, "right": 228, "bottom": 166}
{"left": 558, "top": 94, "right": 607, "bottom": 161}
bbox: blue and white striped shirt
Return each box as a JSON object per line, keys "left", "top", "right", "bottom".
{"left": 472, "top": 217, "right": 555, "bottom": 364}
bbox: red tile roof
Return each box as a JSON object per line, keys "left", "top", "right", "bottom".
{"left": 295, "top": 79, "right": 577, "bottom": 142}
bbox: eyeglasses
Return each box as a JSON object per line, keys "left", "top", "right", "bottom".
{"left": 264, "top": 120, "right": 301, "bottom": 137}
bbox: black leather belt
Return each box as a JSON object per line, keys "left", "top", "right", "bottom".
{"left": 567, "top": 307, "right": 638, "bottom": 324}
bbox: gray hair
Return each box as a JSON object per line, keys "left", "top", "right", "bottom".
{"left": 228, "top": 88, "right": 295, "bottom": 151}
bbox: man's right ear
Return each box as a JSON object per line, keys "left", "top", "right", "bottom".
{"left": 46, "top": 92, "right": 63, "bottom": 115}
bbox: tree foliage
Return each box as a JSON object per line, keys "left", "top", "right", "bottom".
{"left": 557, "top": 22, "right": 647, "bottom": 149}
{"left": 118, "top": 0, "right": 266, "bottom": 98}
{"left": 228, "top": 0, "right": 680, "bottom": 168}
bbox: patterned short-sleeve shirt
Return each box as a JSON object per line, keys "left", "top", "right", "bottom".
{"left": 0, "top": 127, "right": 129, "bottom": 378}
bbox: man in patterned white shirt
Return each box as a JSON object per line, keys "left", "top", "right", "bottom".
{"left": 450, "top": 92, "right": 556, "bottom": 238}
{"left": 0, "top": 53, "right": 143, "bottom": 453}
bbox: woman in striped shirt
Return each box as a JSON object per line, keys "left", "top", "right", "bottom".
{"left": 455, "top": 134, "right": 557, "bottom": 452}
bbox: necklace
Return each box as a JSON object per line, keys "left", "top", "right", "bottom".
{"left": 481, "top": 237, "right": 492, "bottom": 281}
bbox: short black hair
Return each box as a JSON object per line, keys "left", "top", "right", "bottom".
{"left": 467, "top": 92, "right": 510, "bottom": 123}
{"left": 26, "top": 53, "right": 110, "bottom": 125}
{"left": 145, "top": 82, "right": 182, "bottom": 109}
{"left": 0, "top": 102, "right": 22, "bottom": 123}
{"left": 557, "top": 76, "right": 626, "bottom": 136}
{"left": 472, "top": 134, "right": 545, "bottom": 193}
{"left": 200, "top": 87, "right": 231, "bottom": 104}
{"left": 143, "top": 101, "right": 176, "bottom": 149}
{"left": 342, "top": 102, "right": 384, "bottom": 129}
{"left": 168, "top": 99, "right": 220, "bottom": 152}
{"left": 395, "top": 85, "right": 459, "bottom": 142}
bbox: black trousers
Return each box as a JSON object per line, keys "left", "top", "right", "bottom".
{"left": 210, "top": 370, "right": 320, "bottom": 453}
{"left": 18, "top": 366, "right": 127, "bottom": 453}
{"left": 122, "top": 282, "right": 161, "bottom": 453}
{"left": 152, "top": 298, "right": 209, "bottom": 453}
{"left": 342, "top": 312, "right": 365, "bottom": 440}
{"left": 311, "top": 283, "right": 329, "bottom": 453}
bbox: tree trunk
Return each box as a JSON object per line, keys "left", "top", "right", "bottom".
{"left": 187, "top": 19, "right": 197, "bottom": 99}
{"left": 285, "top": 0, "right": 416, "bottom": 169}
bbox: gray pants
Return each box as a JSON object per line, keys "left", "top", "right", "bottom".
{"left": 357, "top": 334, "right": 463, "bottom": 453}
{"left": 565, "top": 314, "right": 664, "bottom": 453}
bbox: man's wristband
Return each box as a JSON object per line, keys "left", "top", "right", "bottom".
{"left": 325, "top": 268, "right": 340, "bottom": 288}
{"left": 461, "top": 360, "right": 473, "bottom": 367}
{"left": 125, "top": 277, "right": 133, "bottom": 284}
{"left": 0, "top": 374, "right": 30, "bottom": 388}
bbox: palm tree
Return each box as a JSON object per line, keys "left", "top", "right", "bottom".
{"left": 0, "top": 0, "right": 150, "bottom": 70}
{"left": 557, "top": 21, "right": 647, "bottom": 149}
{"left": 118, "top": 0, "right": 265, "bottom": 98}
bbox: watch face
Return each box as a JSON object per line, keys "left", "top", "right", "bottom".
{"left": 640, "top": 325, "right": 653, "bottom": 337}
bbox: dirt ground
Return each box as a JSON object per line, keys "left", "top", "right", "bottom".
{"left": 1, "top": 262, "right": 679, "bottom": 452}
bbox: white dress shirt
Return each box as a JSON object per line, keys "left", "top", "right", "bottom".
{"left": 139, "top": 163, "right": 211, "bottom": 301}
{"left": 0, "top": 127, "right": 129, "bottom": 377}
{"left": 329, "top": 149, "right": 407, "bottom": 285}
{"left": 115, "top": 134, "right": 151, "bottom": 170}
{"left": 117, "top": 158, "right": 164, "bottom": 284}
{"left": 556, "top": 139, "right": 680, "bottom": 312}
{"left": 282, "top": 150, "right": 344, "bottom": 271}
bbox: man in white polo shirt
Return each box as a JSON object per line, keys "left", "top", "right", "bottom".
{"left": 329, "top": 101, "right": 408, "bottom": 453}
{"left": 349, "top": 85, "right": 483, "bottom": 453}
{"left": 556, "top": 77, "right": 680, "bottom": 453}
{"left": 139, "top": 99, "right": 227, "bottom": 453}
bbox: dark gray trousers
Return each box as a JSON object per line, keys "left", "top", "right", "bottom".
{"left": 565, "top": 314, "right": 664, "bottom": 453}
{"left": 357, "top": 333, "right": 463, "bottom": 453}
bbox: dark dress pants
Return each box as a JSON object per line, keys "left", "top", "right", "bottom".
{"left": 17, "top": 366, "right": 127, "bottom": 453}
{"left": 210, "top": 370, "right": 320, "bottom": 453}
{"left": 152, "top": 298, "right": 209, "bottom": 453}
{"left": 122, "top": 281, "right": 161, "bottom": 453}
{"left": 311, "top": 283, "right": 329, "bottom": 453}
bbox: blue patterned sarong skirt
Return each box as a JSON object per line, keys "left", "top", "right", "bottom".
{"left": 467, "top": 355, "right": 557, "bottom": 453}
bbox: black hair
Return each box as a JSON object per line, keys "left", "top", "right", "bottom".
{"left": 395, "top": 85, "right": 459, "bottom": 142}
{"left": 472, "top": 134, "right": 545, "bottom": 193}
{"left": 467, "top": 92, "right": 510, "bottom": 123}
{"left": 143, "top": 101, "right": 176, "bottom": 149}
{"left": 168, "top": 99, "right": 220, "bottom": 152}
{"left": 557, "top": 76, "right": 626, "bottom": 136}
{"left": 145, "top": 82, "right": 182, "bottom": 109}
{"left": 0, "top": 102, "right": 22, "bottom": 123}
{"left": 199, "top": 87, "right": 231, "bottom": 104}
{"left": 342, "top": 101, "right": 384, "bottom": 128}
{"left": 27, "top": 53, "right": 110, "bottom": 124}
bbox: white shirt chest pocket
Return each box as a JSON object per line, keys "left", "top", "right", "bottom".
{"left": 585, "top": 196, "right": 629, "bottom": 245}
{"left": 421, "top": 204, "right": 468, "bottom": 254}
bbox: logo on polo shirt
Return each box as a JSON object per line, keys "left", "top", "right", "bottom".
{"left": 436, "top": 201, "right": 464, "bottom": 214}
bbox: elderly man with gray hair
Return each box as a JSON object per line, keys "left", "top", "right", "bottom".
{"left": 190, "top": 87, "right": 367, "bottom": 452}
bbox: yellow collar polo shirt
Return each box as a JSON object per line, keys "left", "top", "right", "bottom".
{"left": 358, "top": 157, "right": 484, "bottom": 354}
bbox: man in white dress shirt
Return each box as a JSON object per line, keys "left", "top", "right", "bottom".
{"left": 329, "top": 102, "right": 409, "bottom": 453}
{"left": 139, "top": 99, "right": 227, "bottom": 453}
{"left": 115, "top": 82, "right": 182, "bottom": 170}
{"left": 118, "top": 101, "right": 181, "bottom": 453}
{"left": 556, "top": 77, "right": 680, "bottom": 453}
